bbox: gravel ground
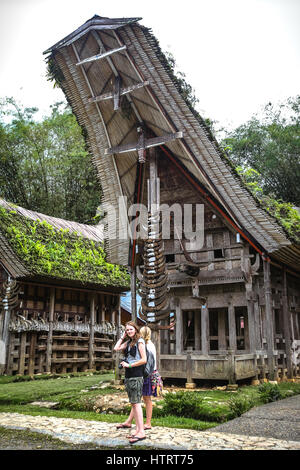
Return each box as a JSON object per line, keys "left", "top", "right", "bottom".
{"left": 213, "top": 394, "right": 300, "bottom": 442}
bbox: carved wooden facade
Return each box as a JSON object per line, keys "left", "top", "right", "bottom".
{"left": 45, "top": 15, "right": 300, "bottom": 383}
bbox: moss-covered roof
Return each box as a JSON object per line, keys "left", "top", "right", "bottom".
{"left": 0, "top": 203, "right": 130, "bottom": 290}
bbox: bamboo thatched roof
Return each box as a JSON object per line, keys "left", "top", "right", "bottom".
{"left": 44, "top": 15, "right": 299, "bottom": 273}
{"left": 0, "top": 199, "right": 130, "bottom": 291}
{"left": 0, "top": 199, "right": 104, "bottom": 243}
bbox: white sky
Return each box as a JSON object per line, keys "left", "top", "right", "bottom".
{"left": 0, "top": 0, "right": 299, "bottom": 129}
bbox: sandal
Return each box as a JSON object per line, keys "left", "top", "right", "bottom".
{"left": 144, "top": 425, "right": 152, "bottom": 430}
{"left": 129, "top": 436, "right": 146, "bottom": 445}
{"left": 116, "top": 423, "right": 132, "bottom": 429}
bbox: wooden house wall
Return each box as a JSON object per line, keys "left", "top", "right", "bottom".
{"left": 143, "top": 151, "right": 300, "bottom": 381}
{"left": 0, "top": 275, "right": 122, "bottom": 375}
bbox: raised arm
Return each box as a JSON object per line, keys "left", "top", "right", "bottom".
{"left": 114, "top": 332, "right": 129, "bottom": 352}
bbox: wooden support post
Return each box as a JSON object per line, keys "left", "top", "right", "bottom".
{"left": 18, "top": 332, "right": 27, "bottom": 375}
{"left": 194, "top": 310, "right": 201, "bottom": 351}
{"left": 263, "top": 258, "right": 275, "bottom": 380}
{"left": 101, "top": 302, "right": 106, "bottom": 323}
{"left": 227, "top": 348, "right": 236, "bottom": 384}
{"left": 246, "top": 298, "right": 256, "bottom": 352}
{"left": 0, "top": 303, "right": 11, "bottom": 374}
{"left": 115, "top": 296, "right": 122, "bottom": 383}
{"left": 254, "top": 300, "right": 262, "bottom": 350}
{"left": 185, "top": 353, "right": 195, "bottom": 388}
{"left": 46, "top": 287, "right": 55, "bottom": 373}
{"left": 130, "top": 266, "right": 137, "bottom": 323}
{"left": 28, "top": 333, "right": 37, "bottom": 376}
{"left": 228, "top": 304, "right": 236, "bottom": 352}
{"left": 89, "top": 292, "right": 96, "bottom": 371}
{"left": 175, "top": 299, "right": 182, "bottom": 355}
{"left": 218, "top": 310, "right": 226, "bottom": 351}
{"left": 201, "top": 305, "right": 209, "bottom": 355}
{"left": 282, "top": 268, "right": 293, "bottom": 379}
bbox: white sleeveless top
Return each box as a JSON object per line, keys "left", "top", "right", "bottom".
{"left": 145, "top": 340, "right": 157, "bottom": 370}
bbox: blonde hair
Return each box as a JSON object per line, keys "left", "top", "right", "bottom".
{"left": 140, "top": 326, "right": 151, "bottom": 343}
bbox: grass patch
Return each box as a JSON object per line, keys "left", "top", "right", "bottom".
{"left": 0, "top": 403, "right": 217, "bottom": 431}
{"left": 0, "top": 373, "right": 299, "bottom": 430}
{"left": 0, "top": 372, "right": 115, "bottom": 404}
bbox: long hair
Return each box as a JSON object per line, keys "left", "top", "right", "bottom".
{"left": 140, "top": 326, "right": 151, "bottom": 344}
{"left": 121, "top": 321, "right": 141, "bottom": 346}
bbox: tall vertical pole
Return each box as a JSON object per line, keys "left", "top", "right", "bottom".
{"left": 175, "top": 299, "right": 182, "bottom": 355}
{"left": 282, "top": 267, "right": 293, "bottom": 379}
{"left": 115, "top": 295, "right": 122, "bottom": 383}
{"left": 201, "top": 305, "right": 209, "bottom": 355}
{"left": 0, "top": 280, "right": 11, "bottom": 374}
{"left": 263, "top": 258, "right": 275, "bottom": 380}
{"left": 131, "top": 267, "right": 137, "bottom": 323}
{"left": 89, "top": 292, "right": 96, "bottom": 371}
{"left": 46, "top": 287, "right": 55, "bottom": 373}
{"left": 228, "top": 304, "right": 236, "bottom": 352}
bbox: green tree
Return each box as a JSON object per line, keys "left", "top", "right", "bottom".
{"left": 221, "top": 96, "right": 300, "bottom": 206}
{"left": 236, "top": 166, "right": 300, "bottom": 242}
{"left": 0, "top": 98, "right": 101, "bottom": 223}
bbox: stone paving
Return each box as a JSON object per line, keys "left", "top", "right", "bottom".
{"left": 0, "top": 411, "right": 299, "bottom": 450}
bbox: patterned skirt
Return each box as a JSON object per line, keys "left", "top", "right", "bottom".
{"left": 142, "top": 370, "right": 163, "bottom": 397}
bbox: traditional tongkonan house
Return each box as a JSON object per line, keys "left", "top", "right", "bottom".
{"left": 0, "top": 199, "right": 130, "bottom": 375}
{"left": 44, "top": 15, "right": 300, "bottom": 385}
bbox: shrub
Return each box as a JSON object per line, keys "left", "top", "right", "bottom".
{"left": 228, "top": 395, "right": 254, "bottom": 418}
{"left": 258, "top": 383, "right": 282, "bottom": 403}
{"left": 159, "top": 391, "right": 229, "bottom": 423}
{"left": 160, "top": 391, "right": 202, "bottom": 418}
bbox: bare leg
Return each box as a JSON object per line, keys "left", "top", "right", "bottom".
{"left": 116, "top": 406, "right": 134, "bottom": 428}
{"left": 131, "top": 403, "right": 145, "bottom": 438}
{"left": 126, "top": 407, "right": 135, "bottom": 426}
{"left": 143, "top": 396, "right": 152, "bottom": 428}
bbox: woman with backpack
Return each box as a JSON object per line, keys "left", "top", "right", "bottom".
{"left": 115, "top": 325, "right": 162, "bottom": 436}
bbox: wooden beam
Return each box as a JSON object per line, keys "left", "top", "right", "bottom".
{"left": 76, "top": 45, "right": 127, "bottom": 66}
{"left": 113, "top": 75, "right": 121, "bottom": 111}
{"left": 88, "top": 81, "right": 150, "bottom": 104}
{"left": 105, "top": 131, "right": 183, "bottom": 156}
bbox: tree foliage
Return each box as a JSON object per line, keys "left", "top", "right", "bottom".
{"left": 235, "top": 166, "right": 300, "bottom": 242}
{"left": 221, "top": 96, "right": 300, "bottom": 206}
{"left": 0, "top": 98, "right": 101, "bottom": 223}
